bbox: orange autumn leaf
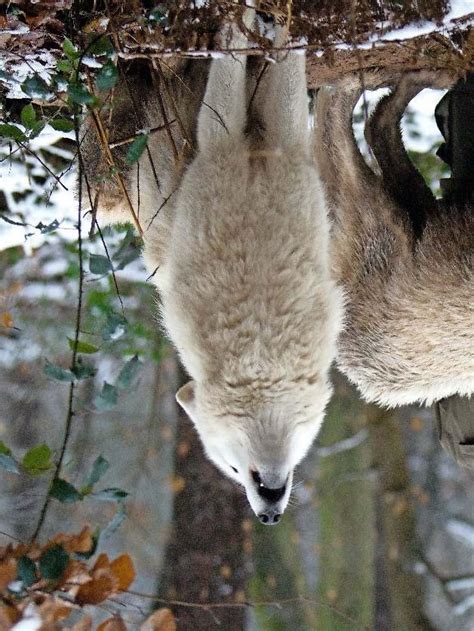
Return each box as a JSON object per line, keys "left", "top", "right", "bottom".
{"left": 93, "top": 553, "right": 111, "bottom": 573}
{"left": 410, "top": 416, "right": 423, "bottom": 432}
{"left": 0, "top": 312, "right": 13, "bottom": 329}
{"left": 62, "top": 559, "right": 90, "bottom": 587}
{"left": 169, "top": 475, "right": 186, "bottom": 494}
{"left": 0, "top": 604, "right": 19, "bottom": 629}
{"left": 97, "top": 615, "right": 128, "bottom": 631}
{"left": 75, "top": 571, "right": 116, "bottom": 605}
{"left": 140, "top": 608, "right": 176, "bottom": 631}
{"left": 66, "top": 615, "right": 92, "bottom": 630}
{"left": 0, "top": 558, "right": 17, "bottom": 591}
{"left": 37, "top": 597, "right": 73, "bottom": 624}
{"left": 53, "top": 526, "right": 94, "bottom": 555}
{"left": 110, "top": 554, "right": 135, "bottom": 591}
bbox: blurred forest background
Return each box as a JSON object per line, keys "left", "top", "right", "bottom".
{"left": 1, "top": 1, "right": 474, "bottom": 630}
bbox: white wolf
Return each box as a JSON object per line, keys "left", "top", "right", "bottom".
{"left": 82, "top": 9, "right": 343, "bottom": 523}
{"left": 315, "top": 72, "right": 474, "bottom": 408}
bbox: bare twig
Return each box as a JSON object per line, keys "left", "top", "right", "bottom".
{"left": 16, "top": 141, "right": 69, "bottom": 191}
{"left": 87, "top": 105, "right": 143, "bottom": 237}
{"left": 108, "top": 121, "right": 176, "bottom": 148}
{"left": 0, "top": 529, "right": 24, "bottom": 543}
{"left": 146, "top": 188, "right": 177, "bottom": 231}
{"left": 122, "top": 590, "right": 372, "bottom": 629}
{"left": 93, "top": 218, "right": 125, "bottom": 314}
{"left": 151, "top": 59, "right": 179, "bottom": 164}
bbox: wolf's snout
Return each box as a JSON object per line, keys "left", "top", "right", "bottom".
{"left": 257, "top": 483, "right": 286, "bottom": 503}
{"left": 251, "top": 469, "right": 288, "bottom": 502}
{"left": 258, "top": 510, "right": 281, "bottom": 526}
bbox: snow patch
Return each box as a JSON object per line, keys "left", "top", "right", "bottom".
{"left": 446, "top": 519, "right": 474, "bottom": 547}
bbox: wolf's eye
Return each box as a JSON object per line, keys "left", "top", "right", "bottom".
{"left": 251, "top": 470, "right": 262, "bottom": 485}
{"left": 231, "top": 466, "right": 238, "bottom": 473}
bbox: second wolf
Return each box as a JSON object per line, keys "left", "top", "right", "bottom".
{"left": 316, "top": 73, "right": 473, "bottom": 408}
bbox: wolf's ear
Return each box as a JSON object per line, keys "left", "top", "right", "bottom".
{"left": 176, "top": 380, "right": 198, "bottom": 423}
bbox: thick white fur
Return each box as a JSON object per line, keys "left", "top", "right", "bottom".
{"left": 83, "top": 12, "right": 343, "bottom": 519}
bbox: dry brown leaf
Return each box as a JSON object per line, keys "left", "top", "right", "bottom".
{"left": 66, "top": 615, "right": 92, "bottom": 631}
{"left": 62, "top": 559, "right": 90, "bottom": 588}
{"left": 0, "top": 558, "right": 17, "bottom": 591}
{"left": 97, "top": 615, "right": 128, "bottom": 631}
{"left": 409, "top": 416, "right": 423, "bottom": 432}
{"left": 38, "top": 596, "right": 73, "bottom": 624}
{"left": 140, "top": 608, "right": 176, "bottom": 631}
{"left": 75, "top": 570, "right": 116, "bottom": 606}
{"left": 0, "top": 604, "right": 19, "bottom": 630}
{"left": 53, "top": 526, "right": 94, "bottom": 555}
{"left": 110, "top": 554, "right": 135, "bottom": 591}
{"left": 168, "top": 475, "right": 186, "bottom": 494}
{"left": 92, "top": 553, "right": 111, "bottom": 573}
{"left": 83, "top": 17, "right": 109, "bottom": 34}
{"left": 0, "top": 312, "right": 13, "bottom": 328}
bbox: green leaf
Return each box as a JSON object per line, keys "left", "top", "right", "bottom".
{"left": 125, "top": 134, "right": 148, "bottom": 165}
{"left": 21, "top": 75, "right": 51, "bottom": 99}
{"left": 0, "top": 441, "right": 20, "bottom": 474}
{"left": 95, "top": 61, "right": 118, "bottom": 92}
{"left": 93, "top": 487, "right": 129, "bottom": 502}
{"left": 29, "top": 121, "right": 45, "bottom": 139}
{"left": 17, "top": 557, "right": 37, "bottom": 587}
{"left": 101, "top": 312, "right": 127, "bottom": 341}
{"left": 67, "top": 83, "right": 96, "bottom": 106}
{"left": 86, "top": 455, "right": 109, "bottom": 487}
{"left": 56, "top": 59, "right": 74, "bottom": 74}
{"left": 103, "top": 503, "right": 126, "bottom": 538}
{"left": 22, "top": 444, "right": 53, "bottom": 476}
{"left": 36, "top": 219, "right": 60, "bottom": 234}
{"left": 0, "top": 123, "right": 26, "bottom": 141}
{"left": 0, "top": 441, "right": 11, "bottom": 456}
{"left": 50, "top": 118, "right": 74, "bottom": 133}
{"left": 94, "top": 382, "right": 118, "bottom": 411}
{"left": 44, "top": 359, "right": 75, "bottom": 383}
{"left": 21, "top": 104, "right": 36, "bottom": 129}
{"left": 50, "top": 478, "right": 82, "bottom": 503}
{"left": 71, "top": 360, "right": 97, "bottom": 380}
{"left": 39, "top": 545, "right": 69, "bottom": 581}
{"left": 149, "top": 5, "right": 168, "bottom": 23}
{"left": 116, "top": 355, "right": 142, "bottom": 389}
{"left": 89, "top": 253, "right": 113, "bottom": 275}
{"left": 87, "top": 35, "right": 114, "bottom": 57}
{"left": 113, "top": 228, "right": 141, "bottom": 270}
{"left": 63, "top": 37, "right": 80, "bottom": 60}
{"left": 68, "top": 338, "right": 99, "bottom": 354}
{"left": 0, "top": 453, "right": 20, "bottom": 474}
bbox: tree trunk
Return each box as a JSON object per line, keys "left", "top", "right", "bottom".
{"left": 367, "top": 406, "right": 435, "bottom": 631}
{"left": 157, "top": 367, "right": 249, "bottom": 631}
{"left": 316, "top": 372, "right": 376, "bottom": 630}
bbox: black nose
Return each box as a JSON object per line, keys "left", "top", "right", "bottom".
{"left": 258, "top": 511, "right": 281, "bottom": 525}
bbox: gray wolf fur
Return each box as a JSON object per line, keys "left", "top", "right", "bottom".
{"left": 315, "top": 72, "right": 474, "bottom": 407}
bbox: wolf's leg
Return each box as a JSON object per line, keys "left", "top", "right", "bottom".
{"left": 315, "top": 76, "right": 415, "bottom": 285}
{"left": 259, "top": 25, "right": 310, "bottom": 156}
{"left": 315, "top": 76, "right": 384, "bottom": 221}
{"left": 197, "top": 7, "right": 255, "bottom": 150}
{"left": 365, "top": 71, "right": 451, "bottom": 236}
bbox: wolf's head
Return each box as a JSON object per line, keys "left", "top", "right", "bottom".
{"left": 176, "top": 379, "right": 331, "bottom": 524}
